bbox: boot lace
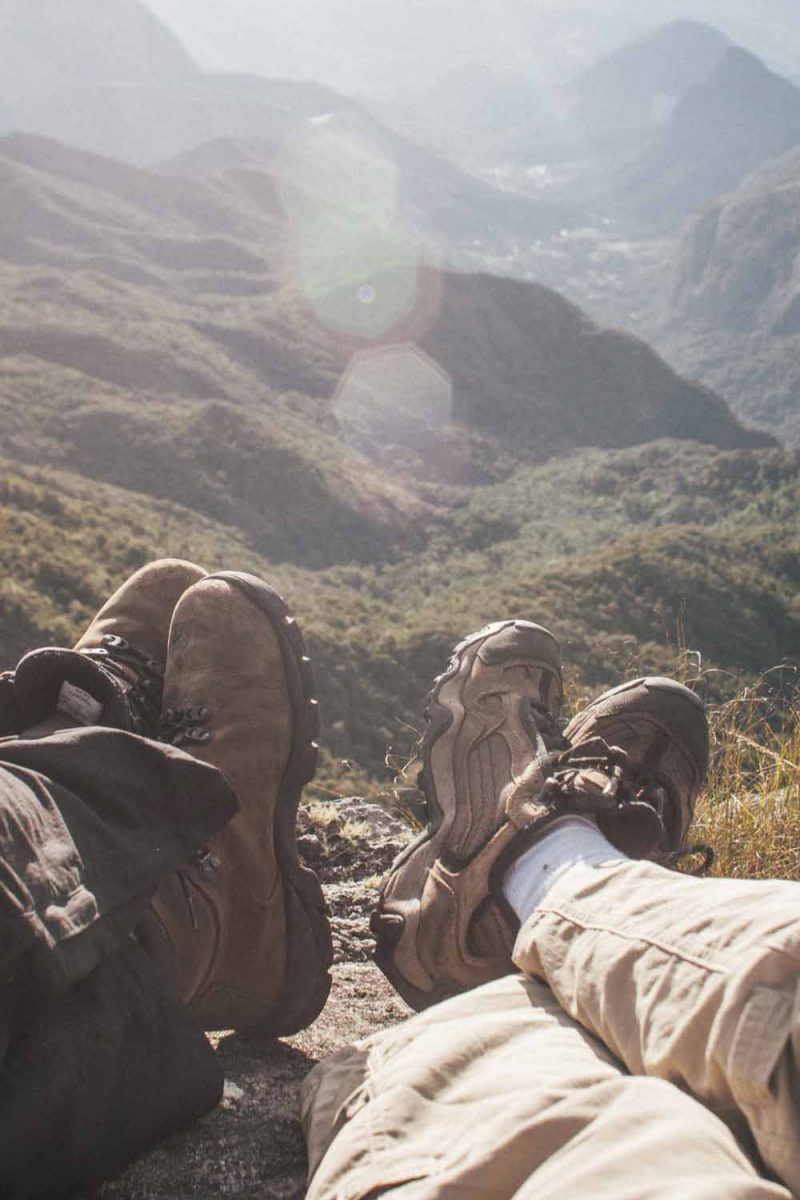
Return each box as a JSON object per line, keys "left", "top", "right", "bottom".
{"left": 158, "top": 704, "right": 213, "bottom": 746}
{"left": 540, "top": 736, "right": 634, "bottom": 811}
{"left": 542, "top": 736, "right": 715, "bottom": 871}
{"left": 81, "top": 634, "right": 164, "bottom": 736}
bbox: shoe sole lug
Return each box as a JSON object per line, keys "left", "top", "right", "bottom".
{"left": 373, "top": 619, "right": 561, "bottom": 1008}
{"left": 386, "top": 620, "right": 562, "bottom": 878}
{"left": 205, "top": 572, "right": 333, "bottom": 1036}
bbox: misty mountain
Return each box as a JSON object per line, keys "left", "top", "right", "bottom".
{"left": 372, "top": 63, "right": 559, "bottom": 168}
{"left": 658, "top": 145, "right": 800, "bottom": 445}
{"left": 5, "top": 70, "right": 362, "bottom": 167}
{"left": 0, "top": 133, "right": 768, "bottom": 570}
{"left": 568, "top": 21, "right": 731, "bottom": 138}
{"left": 0, "top": 0, "right": 369, "bottom": 165}
{"left": 161, "top": 137, "right": 282, "bottom": 176}
{"left": 159, "top": 113, "right": 578, "bottom": 252}
{"left": 417, "top": 271, "right": 764, "bottom": 456}
{"left": 0, "top": 0, "right": 199, "bottom": 103}
{"left": 143, "top": 0, "right": 800, "bottom": 98}
{"left": 675, "top": 147, "right": 800, "bottom": 334}
{"left": 144, "top": 0, "right": 640, "bottom": 97}
{"left": 607, "top": 48, "right": 800, "bottom": 230}
{"left": 576, "top": 0, "right": 800, "bottom": 80}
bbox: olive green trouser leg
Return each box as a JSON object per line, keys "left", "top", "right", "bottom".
{"left": 301, "top": 974, "right": 788, "bottom": 1199}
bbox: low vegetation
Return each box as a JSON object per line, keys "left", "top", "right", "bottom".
{"left": 698, "top": 683, "right": 800, "bottom": 879}
{"left": 3, "top": 441, "right": 797, "bottom": 806}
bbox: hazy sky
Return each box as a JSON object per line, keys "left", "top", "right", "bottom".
{"left": 143, "top": 0, "right": 573, "bottom": 89}
{"left": 143, "top": 0, "right": 799, "bottom": 93}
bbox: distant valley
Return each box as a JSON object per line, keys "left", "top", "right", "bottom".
{"left": 435, "top": 22, "right": 800, "bottom": 449}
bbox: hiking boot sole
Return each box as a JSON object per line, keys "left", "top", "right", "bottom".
{"left": 207, "top": 572, "right": 332, "bottom": 1036}
{"left": 372, "top": 619, "right": 562, "bottom": 1010}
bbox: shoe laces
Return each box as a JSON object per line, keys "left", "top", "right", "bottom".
{"left": 81, "top": 634, "right": 164, "bottom": 736}
{"left": 603, "top": 756, "right": 715, "bottom": 873}
{"left": 540, "top": 736, "right": 635, "bottom": 811}
{"left": 158, "top": 704, "right": 213, "bottom": 746}
{"left": 543, "top": 736, "right": 715, "bottom": 870}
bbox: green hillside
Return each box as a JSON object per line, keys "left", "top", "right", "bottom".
{"left": 3, "top": 440, "right": 797, "bottom": 783}
{"left": 0, "top": 135, "right": 794, "bottom": 790}
{"left": 0, "top": 134, "right": 768, "bottom": 566}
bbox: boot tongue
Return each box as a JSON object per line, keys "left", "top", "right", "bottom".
{"left": 12, "top": 648, "right": 133, "bottom": 733}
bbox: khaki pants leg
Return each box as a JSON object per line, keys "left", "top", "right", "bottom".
{"left": 513, "top": 861, "right": 800, "bottom": 1192}
{"left": 302, "top": 974, "right": 787, "bottom": 1200}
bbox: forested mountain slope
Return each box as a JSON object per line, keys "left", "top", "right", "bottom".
{"left": 0, "top": 135, "right": 792, "bottom": 784}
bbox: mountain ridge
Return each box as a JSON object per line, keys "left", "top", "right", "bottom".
{"left": 0, "top": 0, "right": 199, "bottom": 100}
{"left": 653, "top": 143, "right": 800, "bottom": 446}
{"left": 617, "top": 46, "right": 800, "bottom": 229}
{"left": 157, "top": 114, "right": 578, "bottom": 247}
{"left": 0, "top": 134, "right": 771, "bottom": 575}
{"left": 568, "top": 20, "right": 732, "bottom": 136}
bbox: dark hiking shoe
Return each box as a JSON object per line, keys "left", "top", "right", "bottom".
{"left": 371, "top": 620, "right": 565, "bottom": 1011}
{"left": 12, "top": 645, "right": 160, "bottom": 737}
{"left": 564, "top": 676, "right": 710, "bottom": 854}
{"left": 7, "top": 560, "right": 206, "bottom": 739}
{"left": 149, "top": 572, "right": 332, "bottom": 1035}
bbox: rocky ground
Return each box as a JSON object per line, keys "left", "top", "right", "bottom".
{"left": 92, "top": 800, "right": 414, "bottom": 1200}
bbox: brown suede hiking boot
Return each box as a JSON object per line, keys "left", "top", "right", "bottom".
{"left": 148, "top": 572, "right": 332, "bottom": 1036}
{"left": 371, "top": 620, "right": 564, "bottom": 1011}
{"left": 564, "top": 676, "right": 710, "bottom": 853}
{"left": 74, "top": 559, "right": 207, "bottom": 665}
{"left": 9, "top": 560, "right": 206, "bottom": 739}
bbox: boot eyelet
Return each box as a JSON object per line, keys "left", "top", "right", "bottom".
{"left": 194, "top": 851, "right": 221, "bottom": 882}
{"left": 102, "top": 634, "right": 128, "bottom": 649}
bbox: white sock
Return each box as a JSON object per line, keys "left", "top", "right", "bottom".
{"left": 503, "top": 817, "right": 627, "bottom": 924}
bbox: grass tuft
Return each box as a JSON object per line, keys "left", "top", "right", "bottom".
{"left": 694, "top": 682, "right": 800, "bottom": 879}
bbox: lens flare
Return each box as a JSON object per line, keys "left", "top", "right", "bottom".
{"left": 275, "top": 117, "right": 427, "bottom": 339}
{"left": 333, "top": 344, "right": 470, "bottom": 480}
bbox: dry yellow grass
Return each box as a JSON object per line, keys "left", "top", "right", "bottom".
{"left": 693, "top": 687, "right": 800, "bottom": 880}
{"left": 303, "top": 799, "right": 372, "bottom": 843}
